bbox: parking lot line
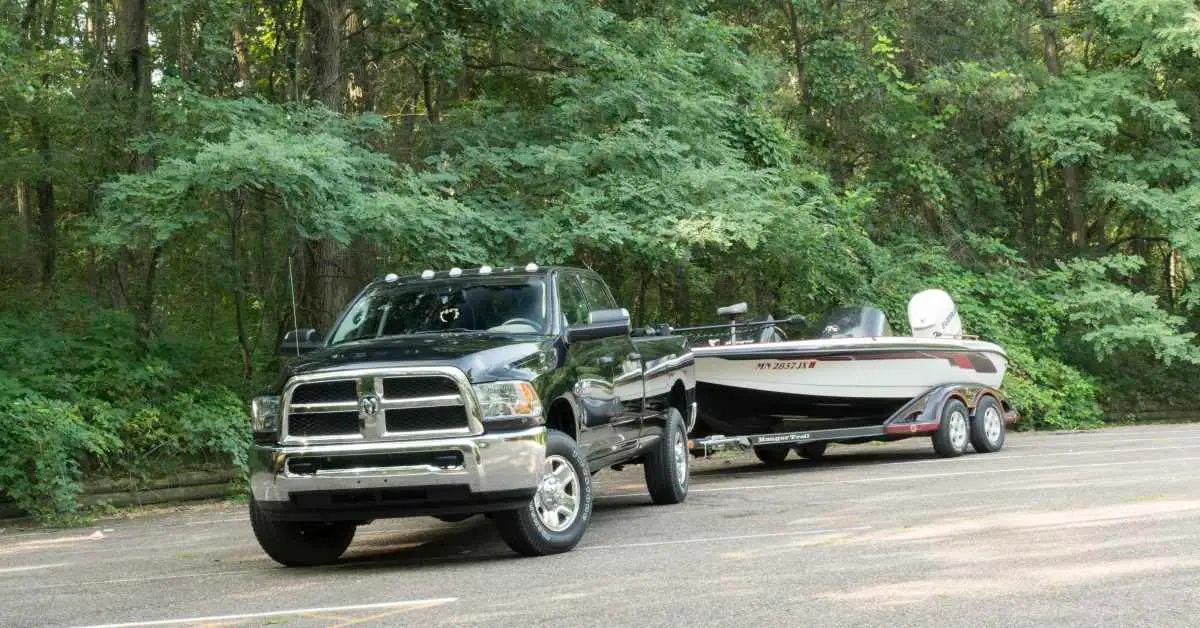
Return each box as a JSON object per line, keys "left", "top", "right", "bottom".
{"left": 0, "top": 562, "right": 70, "bottom": 575}
{"left": 74, "top": 598, "right": 459, "bottom": 628}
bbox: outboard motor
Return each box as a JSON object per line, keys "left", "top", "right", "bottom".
{"left": 908, "top": 289, "right": 963, "bottom": 338}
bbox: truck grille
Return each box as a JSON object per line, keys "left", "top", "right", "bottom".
{"left": 289, "top": 411, "right": 360, "bottom": 437}
{"left": 282, "top": 368, "right": 476, "bottom": 442}
{"left": 386, "top": 406, "right": 470, "bottom": 432}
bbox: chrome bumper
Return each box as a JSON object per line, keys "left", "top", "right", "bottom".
{"left": 250, "top": 427, "right": 546, "bottom": 503}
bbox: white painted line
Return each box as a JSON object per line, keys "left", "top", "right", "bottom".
{"left": 603, "top": 455, "right": 1200, "bottom": 499}
{"left": 0, "top": 562, "right": 69, "bottom": 574}
{"left": 75, "top": 598, "right": 458, "bottom": 628}
{"left": 579, "top": 526, "right": 872, "bottom": 551}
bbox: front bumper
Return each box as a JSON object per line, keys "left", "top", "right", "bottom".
{"left": 250, "top": 426, "right": 545, "bottom": 520}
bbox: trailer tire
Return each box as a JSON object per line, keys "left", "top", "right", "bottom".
{"left": 753, "top": 445, "right": 790, "bottom": 465}
{"left": 970, "top": 396, "right": 1006, "bottom": 453}
{"left": 932, "top": 398, "right": 970, "bottom": 458}
{"left": 795, "top": 441, "right": 828, "bottom": 460}
{"left": 493, "top": 429, "right": 592, "bottom": 556}
{"left": 643, "top": 407, "right": 689, "bottom": 505}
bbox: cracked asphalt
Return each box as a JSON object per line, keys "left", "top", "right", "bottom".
{"left": 3, "top": 423, "right": 1200, "bottom": 627}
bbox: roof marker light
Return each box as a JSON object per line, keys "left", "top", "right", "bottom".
{"left": 421, "top": 269, "right": 435, "bottom": 279}
{"left": 384, "top": 273, "right": 399, "bottom": 282}
{"left": 479, "top": 265, "right": 493, "bottom": 275}
{"left": 449, "top": 267, "right": 463, "bottom": 277}
{"left": 525, "top": 263, "right": 539, "bottom": 272}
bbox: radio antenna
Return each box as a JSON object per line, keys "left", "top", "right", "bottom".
{"left": 288, "top": 253, "right": 301, "bottom": 357}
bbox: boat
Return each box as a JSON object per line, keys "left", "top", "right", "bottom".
{"left": 674, "top": 290, "right": 1018, "bottom": 461}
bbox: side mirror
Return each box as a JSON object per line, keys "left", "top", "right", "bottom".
{"left": 279, "top": 328, "right": 324, "bottom": 356}
{"left": 567, "top": 308, "right": 632, "bottom": 342}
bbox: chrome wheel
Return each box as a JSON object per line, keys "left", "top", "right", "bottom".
{"left": 983, "top": 406, "right": 1003, "bottom": 445}
{"left": 673, "top": 431, "right": 688, "bottom": 489}
{"left": 949, "top": 410, "right": 969, "bottom": 451}
{"left": 533, "top": 455, "right": 581, "bottom": 532}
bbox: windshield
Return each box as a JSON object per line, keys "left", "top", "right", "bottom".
{"left": 328, "top": 278, "right": 549, "bottom": 345}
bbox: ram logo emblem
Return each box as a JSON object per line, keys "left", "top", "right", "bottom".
{"left": 359, "top": 394, "right": 381, "bottom": 417}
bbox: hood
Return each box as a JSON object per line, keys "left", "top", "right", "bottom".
{"left": 269, "top": 333, "right": 560, "bottom": 393}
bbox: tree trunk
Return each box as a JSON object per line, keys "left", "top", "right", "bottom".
{"left": 117, "top": 0, "right": 157, "bottom": 348}
{"left": 301, "top": 0, "right": 354, "bottom": 330}
{"left": 232, "top": 23, "right": 251, "bottom": 90}
{"left": 16, "top": 182, "right": 35, "bottom": 282}
{"left": 1038, "top": 0, "right": 1085, "bottom": 249}
{"left": 227, "top": 195, "right": 253, "bottom": 379}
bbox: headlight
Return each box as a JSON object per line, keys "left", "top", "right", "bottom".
{"left": 251, "top": 395, "right": 281, "bottom": 433}
{"left": 472, "top": 381, "right": 544, "bottom": 429}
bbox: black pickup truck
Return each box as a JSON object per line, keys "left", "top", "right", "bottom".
{"left": 248, "top": 264, "right": 696, "bottom": 565}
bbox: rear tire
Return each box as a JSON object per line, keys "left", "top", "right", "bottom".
{"left": 753, "top": 445, "right": 790, "bottom": 465}
{"left": 643, "top": 407, "right": 689, "bottom": 505}
{"left": 494, "top": 429, "right": 593, "bottom": 556}
{"left": 932, "top": 398, "right": 971, "bottom": 458}
{"left": 970, "top": 396, "right": 1006, "bottom": 453}
{"left": 249, "top": 496, "right": 356, "bottom": 567}
{"left": 796, "top": 441, "right": 828, "bottom": 460}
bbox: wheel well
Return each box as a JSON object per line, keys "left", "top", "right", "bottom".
{"left": 669, "top": 380, "right": 687, "bottom": 415}
{"left": 546, "top": 398, "right": 578, "bottom": 441}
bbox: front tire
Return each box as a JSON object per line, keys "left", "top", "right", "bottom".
{"left": 932, "top": 398, "right": 971, "bottom": 458}
{"left": 970, "top": 396, "right": 1006, "bottom": 453}
{"left": 494, "top": 429, "right": 593, "bottom": 556}
{"left": 644, "top": 407, "right": 689, "bottom": 505}
{"left": 249, "top": 496, "right": 356, "bottom": 567}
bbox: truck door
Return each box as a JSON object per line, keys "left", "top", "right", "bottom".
{"left": 577, "top": 273, "right": 644, "bottom": 446}
{"left": 557, "top": 273, "right": 622, "bottom": 460}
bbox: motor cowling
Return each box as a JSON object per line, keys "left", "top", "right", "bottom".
{"left": 908, "top": 289, "right": 962, "bottom": 338}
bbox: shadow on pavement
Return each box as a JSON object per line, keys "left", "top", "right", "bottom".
{"left": 320, "top": 495, "right": 666, "bottom": 569}
{"left": 688, "top": 446, "right": 944, "bottom": 478}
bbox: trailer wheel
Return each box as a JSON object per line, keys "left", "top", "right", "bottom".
{"left": 753, "top": 445, "right": 790, "bottom": 466}
{"left": 795, "top": 441, "right": 828, "bottom": 460}
{"left": 969, "top": 396, "right": 1006, "bottom": 453}
{"left": 932, "top": 398, "right": 970, "bottom": 458}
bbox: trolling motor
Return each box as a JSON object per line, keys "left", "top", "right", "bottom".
{"left": 715, "top": 302, "right": 749, "bottom": 343}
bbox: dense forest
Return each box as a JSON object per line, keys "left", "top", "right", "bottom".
{"left": 1, "top": 0, "right": 1198, "bottom": 519}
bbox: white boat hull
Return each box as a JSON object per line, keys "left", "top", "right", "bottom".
{"left": 695, "top": 337, "right": 1008, "bottom": 400}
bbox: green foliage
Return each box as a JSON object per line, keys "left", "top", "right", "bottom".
{"left": 0, "top": 295, "right": 249, "bottom": 520}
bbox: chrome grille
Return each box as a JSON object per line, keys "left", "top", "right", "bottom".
{"left": 281, "top": 367, "right": 477, "bottom": 443}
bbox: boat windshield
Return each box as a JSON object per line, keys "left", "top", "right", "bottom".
{"left": 328, "top": 277, "right": 549, "bottom": 345}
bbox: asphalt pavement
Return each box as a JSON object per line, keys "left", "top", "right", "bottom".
{"left": 3, "top": 424, "right": 1200, "bottom": 627}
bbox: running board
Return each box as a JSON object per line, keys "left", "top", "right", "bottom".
{"left": 689, "top": 425, "right": 887, "bottom": 453}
